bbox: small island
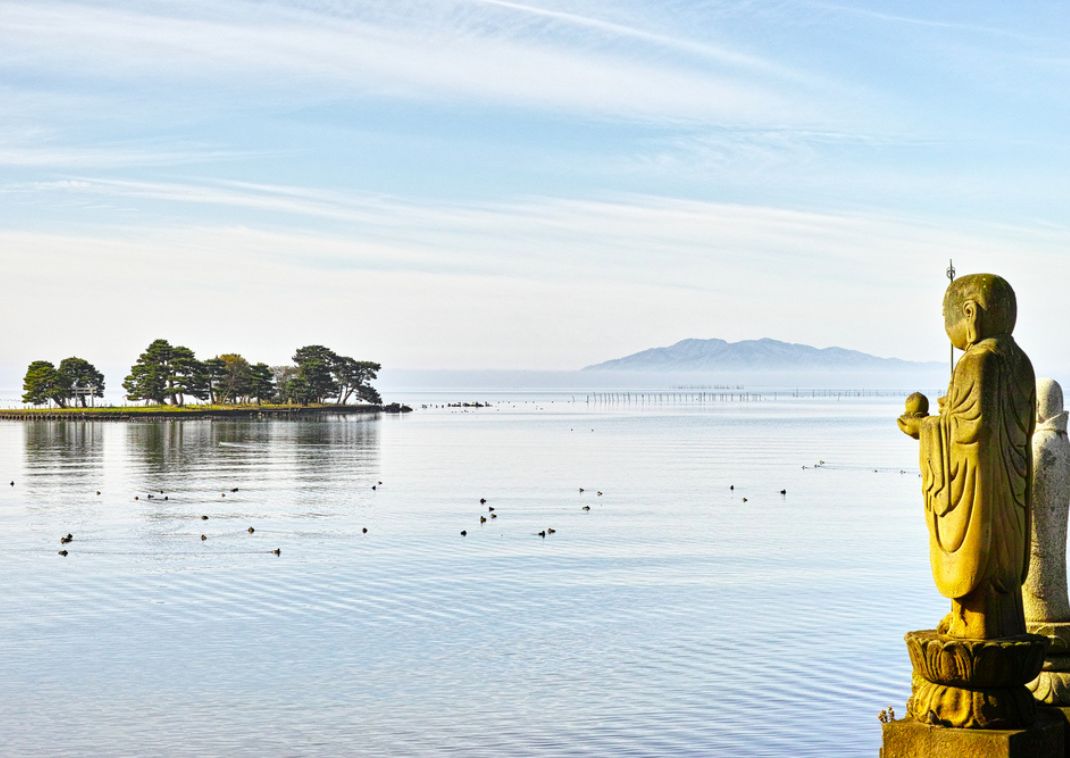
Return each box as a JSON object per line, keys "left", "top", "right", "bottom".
{"left": 5, "top": 339, "right": 411, "bottom": 420}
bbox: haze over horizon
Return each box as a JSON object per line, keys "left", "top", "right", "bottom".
{"left": 3, "top": 1, "right": 1069, "bottom": 380}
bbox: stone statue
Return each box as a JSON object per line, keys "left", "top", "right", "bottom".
{"left": 1024, "top": 378, "right": 1070, "bottom": 706}
{"left": 897, "top": 273, "right": 1037, "bottom": 640}
{"left": 890, "top": 273, "right": 1050, "bottom": 734}
{"left": 1024, "top": 378, "right": 1070, "bottom": 622}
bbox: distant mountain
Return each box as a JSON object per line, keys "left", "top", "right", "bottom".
{"left": 583, "top": 338, "right": 940, "bottom": 372}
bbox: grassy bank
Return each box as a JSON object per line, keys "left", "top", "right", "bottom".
{"left": 0, "top": 403, "right": 406, "bottom": 420}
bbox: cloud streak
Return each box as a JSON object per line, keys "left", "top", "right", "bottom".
{"left": 0, "top": 0, "right": 829, "bottom": 125}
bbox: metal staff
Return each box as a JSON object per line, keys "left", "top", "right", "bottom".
{"left": 946, "top": 259, "right": 956, "bottom": 378}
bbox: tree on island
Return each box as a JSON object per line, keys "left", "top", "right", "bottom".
{"left": 115, "top": 340, "right": 377, "bottom": 408}
{"left": 217, "top": 354, "right": 252, "bottom": 403}
{"left": 201, "top": 357, "right": 227, "bottom": 404}
{"left": 22, "top": 361, "right": 64, "bottom": 406}
{"left": 57, "top": 357, "right": 105, "bottom": 407}
{"left": 290, "top": 345, "right": 381, "bottom": 405}
{"left": 123, "top": 339, "right": 207, "bottom": 406}
{"left": 271, "top": 365, "right": 300, "bottom": 403}
{"left": 292, "top": 345, "right": 339, "bottom": 403}
{"left": 168, "top": 346, "right": 208, "bottom": 406}
{"left": 334, "top": 356, "right": 382, "bottom": 405}
{"left": 22, "top": 357, "right": 106, "bottom": 407}
{"left": 123, "top": 339, "right": 172, "bottom": 404}
{"left": 248, "top": 362, "right": 275, "bottom": 405}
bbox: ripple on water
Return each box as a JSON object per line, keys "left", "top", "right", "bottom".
{"left": 0, "top": 401, "right": 939, "bottom": 756}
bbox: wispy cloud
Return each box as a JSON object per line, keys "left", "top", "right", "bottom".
{"left": 810, "top": 1, "right": 1043, "bottom": 42}
{"left": 0, "top": 0, "right": 829, "bottom": 125}
{"left": 9, "top": 175, "right": 1069, "bottom": 284}
{"left": 3, "top": 1, "right": 1069, "bottom": 374}
{"left": 0, "top": 141, "right": 255, "bottom": 168}
{"left": 1, "top": 185, "right": 1067, "bottom": 371}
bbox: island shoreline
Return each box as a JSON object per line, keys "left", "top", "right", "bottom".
{"left": 0, "top": 404, "right": 412, "bottom": 421}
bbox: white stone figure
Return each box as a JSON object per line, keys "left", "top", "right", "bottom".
{"left": 1023, "top": 378, "right": 1070, "bottom": 705}
{"left": 1024, "top": 377, "right": 1070, "bottom": 622}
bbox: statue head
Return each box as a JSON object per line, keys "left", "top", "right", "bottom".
{"left": 943, "top": 273, "right": 1017, "bottom": 350}
{"left": 1038, "top": 378, "right": 1065, "bottom": 424}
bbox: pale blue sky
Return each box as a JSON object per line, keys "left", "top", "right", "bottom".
{"left": 1, "top": 1, "right": 1069, "bottom": 380}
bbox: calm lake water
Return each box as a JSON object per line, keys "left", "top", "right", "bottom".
{"left": 0, "top": 395, "right": 944, "bottom": 756}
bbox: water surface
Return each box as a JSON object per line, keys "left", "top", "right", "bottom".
{"left": 0, "top": 396, "right": 942, "bottom": 756}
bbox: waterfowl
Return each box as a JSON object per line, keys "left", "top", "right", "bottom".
{"left": 780, "top": 489, "right": 787, "bottom": 495}
{"left": 9, "top": 481, "right": 13, "bottom": 487}
{"left": 247, "top": 527, "right": 255, "bottom": 534}
{"left": 147, "top": 494, "right": 154, "bottom": 500}
{"left": 460, "top": 530, "right": 467, "bottom": 536}
{"left": 60, "top": 534, "right": 73, "bottom": 544}
{"left": 200, "top": 534, "right": 207, "bottom": 541}
{"left": 221, "top": 492, "right": 226, "bottom": 497}
{"left": 582, "top": 505, "right": 591, "bottom": 511}
{"left": 578, "top": 488, "right": 585, "bottom": 493}
{"left": 362, "top": 527, "right": 368, "bottom": 534}
{"left": 164, "top": 496, "right": 168, "bottom": 501}
{"left": 480, "top": 516, "right": 487, "bottom": 524}
{"left": 742, "top": 497, "right": 749, "bottom": 503}
{"left": 372, "top": 485, "right": 377, "bottom": 491}
{"left": 547, "top": 528, "right": 556, "bottom": 535}
{"left": 378, "top": 481, "right": 383, "bottom": 485}
{"left": 597, "top": 491, "right": 603, "bottom": 496}
{"left": 201, "top": 515, "right": 209, "bottom": 520}
{"left": 230, "top": 487, "right": 238, "bottom": 493}
{"left": 730, "top": 485, "right": 735, "bottom": 491}
{"left": 537, "top": 530, "right": 546, "bottom": 538}
{"left": 490, "top": 513, "right": 497, "bottom": 519}
{"left": 480, "top": 498, "right": 487, "bottom": 505}
{"left": 134, "top": 496, "right": 139, "bottom": 501}
{"left": 96, "top": 491, "right": 101, "bottom": 496}
{"left": 488, "top": 506, "right": 495, "bottom": 512}
{"left": 58, "top": 550, "right": 68, "bottom": 557}
{"left": 272, "top": 548, "right": 281, "bottom": 556}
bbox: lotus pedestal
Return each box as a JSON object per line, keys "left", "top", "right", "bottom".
{"left": 880, "top": 630, "right": 1063, "bottom": 757}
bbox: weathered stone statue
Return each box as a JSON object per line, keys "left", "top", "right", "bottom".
{"left": 897, "top": 273, "right": 1036, "bottom": 641}
{"left": 1024, "top": 378, "right": 1070, "bottom": 706}
{"left": 882, "top": 274, "right": 1061, "bottom": 756}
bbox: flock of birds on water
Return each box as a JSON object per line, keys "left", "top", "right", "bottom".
{"left": 3, "top": 479, "right": 289, "bottom": 558}
{"left": 8, "top": 456, "right": 933, "bottom": 556}
{"left": 7, "top": 474, "right": 796, "bottom": 558}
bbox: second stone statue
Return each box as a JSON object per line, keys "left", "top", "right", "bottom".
{"left": 1025, "top": 378, "right": 1070, "bottom": 706}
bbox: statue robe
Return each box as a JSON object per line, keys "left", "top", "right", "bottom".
{"left": 919, "top": 335, "right": 1036, "bottom": 639}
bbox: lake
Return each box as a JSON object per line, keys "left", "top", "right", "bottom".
{"left": 0, "top": 393, "right": 944, "bottom": 756}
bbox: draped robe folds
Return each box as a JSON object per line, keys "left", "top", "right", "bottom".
{"left": 918, "top": 335, "right": 1036, "bottom": 639}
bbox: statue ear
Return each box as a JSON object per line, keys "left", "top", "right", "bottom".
{"left": 963, "top": 300, "right": 979, "bottom": 345}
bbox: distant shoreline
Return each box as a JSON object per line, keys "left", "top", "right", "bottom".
{"left": 0, "top": 403, "right": 412, "bottom": 421}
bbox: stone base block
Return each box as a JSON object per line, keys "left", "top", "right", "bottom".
{"left": 1040, "top": 706, "right": 1070, "bottom": 758}
{"left": 880, "top": 711, "right": 1064, "bottom": 758}
{"left": 1029, "top": 623, "right": 1070, "bottom": 705}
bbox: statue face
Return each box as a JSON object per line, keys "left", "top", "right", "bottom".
{"left": 1038, "top": 378, "right": 1065, "bottom": 422}
{"left": 943, "top": 302, "right": 973, "bottom": 350}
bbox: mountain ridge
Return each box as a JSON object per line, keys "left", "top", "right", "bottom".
{"left": 583, "top": 338, "right": 940, "bottom": 372}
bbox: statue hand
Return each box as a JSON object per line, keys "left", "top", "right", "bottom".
{"left": 897, "top": 414, "right": 923, "bottom": 439}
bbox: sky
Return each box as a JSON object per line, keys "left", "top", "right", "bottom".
{"left": 2, "top": 0, "right": 1070, "bottom": 383}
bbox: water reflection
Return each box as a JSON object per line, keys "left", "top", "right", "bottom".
{"left": 22, "top": 420, "right": 105, "bottom": 490}
{"left": 0, "top": 403, "right": 936, "bottom": 757}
